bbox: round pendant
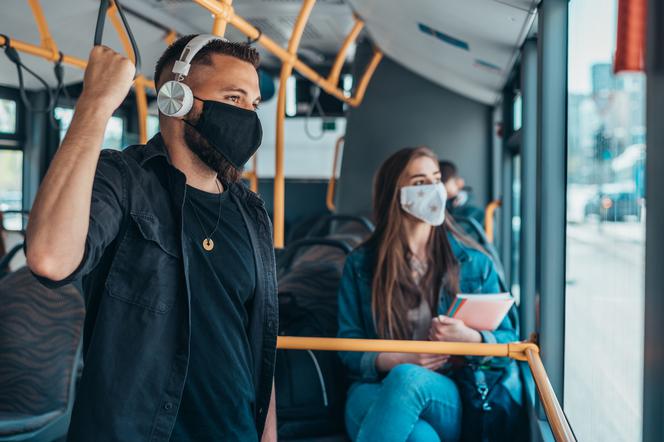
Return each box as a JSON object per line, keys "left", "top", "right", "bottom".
{"left": 202, "top": 238, "right": 214, "bottom": 251}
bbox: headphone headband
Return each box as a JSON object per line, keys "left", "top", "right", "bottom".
{"left": 172, "top": 34, "right": 228, "bottom": 77}
{"left": 158, "top": 34, "right": 227, "bottom": 118}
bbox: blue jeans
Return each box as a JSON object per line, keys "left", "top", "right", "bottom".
{"left": 345, "top": 364, "right": 462, "bottom": 442}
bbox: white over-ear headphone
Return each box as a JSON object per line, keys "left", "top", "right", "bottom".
{"left": 157, "top": 34, "right": 227, "bottom": 118}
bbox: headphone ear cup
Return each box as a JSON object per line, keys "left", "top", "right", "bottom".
{"left": 157, "top": 81, "right": 193, "bottom": 118}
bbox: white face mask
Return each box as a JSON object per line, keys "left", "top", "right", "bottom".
{"left": 400, "top": 183, "right": 448, "bottom": 226}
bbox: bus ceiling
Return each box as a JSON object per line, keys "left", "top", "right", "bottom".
{"left": 348, "top": 0, "right": 539, "bottom": 105}
{"left": 0, "top": 0, "right": 537, "bottom": 106}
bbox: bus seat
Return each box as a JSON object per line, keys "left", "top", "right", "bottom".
{"left": 276, "top": 237, "right": 357, "bottom": 440}
{"left": 3, "top": 232, "right": 25, "bottom": 271}
{"left": 0, "top": 267, "right": 84, "bottom": 442}
{"left": 287, "top": 213, "right": 374, "bottom": 245}
{"left": 0, "top": 243, "right": 23, "bottom": 280}
{"left": 305, "top": 214, "right": 374, "bottom": 240}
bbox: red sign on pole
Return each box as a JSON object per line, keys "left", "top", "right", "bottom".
{"left": 614, "top": 0, "right": 647, "bottom": 73}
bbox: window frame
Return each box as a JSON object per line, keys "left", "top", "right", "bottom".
{"left": 0, "top": 87, "right": 24, "bottom": 148}
{"left": 642, "top": 0, "right": 664, "bottom": 441}
{"left": 519, "top": 37, "right": 538, "bottom": 344}
{"left": 536, "top": 0, "right": 568, "bottom": 403}
{"left": 0, "top": 87, "right": 25, "bottom": 232}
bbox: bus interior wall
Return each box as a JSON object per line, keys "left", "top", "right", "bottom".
{"left": 253, "top": 178, "right": 329, "bottom": 242}
{"left": 337, "top": 39, "right": 493, "bottom": 217}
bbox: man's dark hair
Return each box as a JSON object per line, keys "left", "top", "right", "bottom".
{"left": 154, "top": 34, "right": 260, "bottom": 86}
{"left": 439, "top": 160, "right": 458, "bottom": 183}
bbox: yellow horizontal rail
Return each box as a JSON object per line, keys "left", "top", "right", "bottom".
{"left": 278, "top": 336, "right": 535, "bottom": 361}
{"left": 277, "top": 337, "right": 576, "bottom": 442}
{"left": 485, "top": 199, "right": 502, "bottom": 243}
{"left": 0, "top": 35, "right": 85, "bottom": 69}
{"left": 0, "top": 35, "right": 156, "bottom": 90}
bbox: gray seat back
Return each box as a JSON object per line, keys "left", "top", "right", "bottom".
{"left": 0, "top": 267, "right": 84, "bottom": 416}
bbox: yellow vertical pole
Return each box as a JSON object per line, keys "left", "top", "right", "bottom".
{"left": 164, "top": 30, "right": 178, "bottom": 46}
{"left": 250, "top": 155, "right": 258, "bottom": 193}
{"left": 349, "top": 49, "right": 383, "bottom": 106}
{"left": 27, "top": 0, "right": 58, "bottom": 58}
{"left": 213, "top": 15, "right": 228, "bottom": 36}
{"left": 135, "top": 76, "right": 148, "bottom": 144}
{"left": 326, "top": 136, "right": 344, "bottom": 212}
{"left": 327, "top": 18, "right": 364, "bottom": 86}
{"left": 212, "top": 0, "right": 233, "bottom": 37}
{"left": 274, "top": 0, "right": 317, "bottom": 247}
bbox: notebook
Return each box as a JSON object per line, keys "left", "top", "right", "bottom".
{"left": 446, "top": 293, "right": 514, "bottom": 331}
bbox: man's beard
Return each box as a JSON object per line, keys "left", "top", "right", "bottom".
{"left": 183, "top": 123, "right": 242, "bottom": 183}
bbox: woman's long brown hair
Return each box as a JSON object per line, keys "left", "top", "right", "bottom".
{"left": 366, "top": 147, "right": 461, "bottom": 340}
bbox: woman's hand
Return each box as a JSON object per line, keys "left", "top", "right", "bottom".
{"left": 376, "top": 352, "right": 450, "bottom": 373}
{"left": 429, "top": 315, "right": 482, "bottom": 343}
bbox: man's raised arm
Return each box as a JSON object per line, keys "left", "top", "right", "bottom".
{"left": 26, "top": 46, "right": 135, "bottom": 281}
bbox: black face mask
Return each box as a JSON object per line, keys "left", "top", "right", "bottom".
{"left": 186, "top": 98, "right": 262, "bottom": 169}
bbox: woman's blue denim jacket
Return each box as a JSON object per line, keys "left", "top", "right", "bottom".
{"left": 337, "top": 233, "right": 522, "bottom": 404}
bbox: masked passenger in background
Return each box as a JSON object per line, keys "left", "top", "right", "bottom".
{"left": 439, "top": 160, "right": 485, "bottom": 227}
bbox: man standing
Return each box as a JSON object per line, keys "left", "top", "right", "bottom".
{"left": 26, "top": 35, "right": 277, "bottom": 441}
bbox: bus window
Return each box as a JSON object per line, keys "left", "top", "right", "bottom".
{"left": 512, "top": 93, "right": 522, "bottom": 132}
{"left": 0, "top": 150, "right": 22, "bottom": 228}
{"left": 54, "top": 107, "right": 125, "bottom": 150}
{"left": 565, "top": 0, "right": 646, "bottom": 440}
{"left": 0, "top": 98, "right": 16, "bottom": 133}
{"left": 511, "top": 154, "right": 521, "bottom": 300}
{"left": 0, "top": 97, "right": 21, "bottom": 230}
{"left": 147, "top": 114, "right": 159, "bottom": 139}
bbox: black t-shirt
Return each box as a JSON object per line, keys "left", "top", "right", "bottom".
{"left": 170, "top": 184, "right": 258, "bottom": 441}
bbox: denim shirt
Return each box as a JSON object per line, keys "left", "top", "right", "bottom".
{"left": 337, "top": 234, "right": 522, "bottom": 403}
{"left": 34, "top": 134, "right": 278, "bottom": 441}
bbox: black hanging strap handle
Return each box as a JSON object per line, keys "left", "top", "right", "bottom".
{"left": 94, "top": 0, "right": 141, "bottom": 73}
{"left": 0, "top": 34, "right": 55, "bottom": 114}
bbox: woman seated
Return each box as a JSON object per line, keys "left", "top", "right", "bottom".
{"left": 337, "top": 147, "right": 521, "bottom": 442}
